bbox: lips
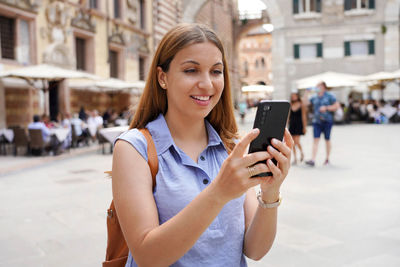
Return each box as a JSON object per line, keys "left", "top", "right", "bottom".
{"left": 190, "top": 95, "right": 212, "bottom": 106}
{"left": 191, "top": 95, "right": 211, "bottom": 101}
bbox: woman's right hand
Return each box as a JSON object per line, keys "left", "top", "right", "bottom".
{"left": 210, "top": 129, "right": 272, "bottom": 203}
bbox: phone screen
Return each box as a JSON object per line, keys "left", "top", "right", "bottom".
{"left": 248, "top": 100, "right": 290, "bottom": 177}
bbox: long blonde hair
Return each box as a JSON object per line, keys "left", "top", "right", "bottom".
{"left": 130, "top": 23, "right": 238, "bottom": 152}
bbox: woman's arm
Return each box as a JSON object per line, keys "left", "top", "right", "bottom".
{"left": 301, "top": 104, "right": 308, "bottom": 133}
{"left": 112, "top": 130, "right": 270, "bottom": 266}
{"left": 243, "top": 129, "right": 294, "bottom": 260}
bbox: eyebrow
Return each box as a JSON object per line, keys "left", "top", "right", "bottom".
{"left": 181, "top": 60, "right": 223, "bottom": 67}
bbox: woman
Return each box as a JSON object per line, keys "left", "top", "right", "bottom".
{"left": 112, "top": 23, "right": 293, "bottom": 266}
{"left": 288, "top": 92, "right": 307, "bottom": 164}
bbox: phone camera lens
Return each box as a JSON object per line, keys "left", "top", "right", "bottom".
{"left": 264, "top": 105, "right": 271, "bottom": 111}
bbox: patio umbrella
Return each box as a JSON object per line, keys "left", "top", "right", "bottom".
{"left": 95, "top": 78, "right": 145, "bottom": 94}
{"left": 0, "top": 64, "right": 99, "bottom": 80}
{"left": 362, "top": 71, "right": 400, "bottom": 100}
{"left": 295, "top": 71, "right": 363, "bottom": 89}
{"left": 0, "top": 64, "right": 99, "bottom": 115}
{"left": 241, "top": 85, "right": 274, "bottom": 93}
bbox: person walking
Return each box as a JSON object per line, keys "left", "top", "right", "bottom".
{"left": 305, "top": 81, "right": 339, "bottom": 166}
{"left": 111, "top": 23, "right": 294, "bottom": 266}
{"left": 288, "top": 92, "right": 307, "bottom": 164}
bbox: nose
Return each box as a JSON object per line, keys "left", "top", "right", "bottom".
{"left": 198, "top": 73, "right": 213, "bottom": 90}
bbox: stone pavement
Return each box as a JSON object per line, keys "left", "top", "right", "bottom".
{"left": 1, "top": 110, "right": 400, "bottom": 266}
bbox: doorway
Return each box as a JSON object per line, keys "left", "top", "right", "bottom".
{"left": 49, "top": 81, "right": 59, "bottom": 121}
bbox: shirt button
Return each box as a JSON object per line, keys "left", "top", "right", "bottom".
{"left": 203, "top": 179, "right": 209, "bottom": 185}
{"left": 200, "top": 156, "right": 205, "bottom": 161}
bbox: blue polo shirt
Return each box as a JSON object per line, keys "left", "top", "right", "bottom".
{"left": 310, "top": 92, "right": 337, "bottom": 123}
{"left": 116, "top": 114, "right": 247, "bottom": 267}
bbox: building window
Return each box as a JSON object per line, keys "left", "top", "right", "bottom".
{"left": 344, "top": 0, "right": 375, "bottom": 11}
{"left": 0, "top": 15, "right": 15, "bottom": 60}
{"left": 109, "top": 50, "right": 119, "bottom": 78}
{"left": 75, "top": 37, "right": 86, "bottom": 70}
{"left": 293, "top": 0, "right": 321, "bottom": 14}
{"left": 260, "top": 57, "right": 265, "bottom": 68}
{"left": 89, "top": 0, "right": 98, "bottom": 9}
{"left": 114, "top": 0, "right": 121, "bottom": 19}
{"left": 18, "top": 19, "right": 31, "bottom": 64}
{"left": 139, "top": 0, "right": 145, "bottom": 30}
{"left": 344, "top": 40, "right": 374, "bottom": 56}
{"left": 139, "top": 56, "right": 146, "bottom": 80}
{"left": 294, "top": 43, "right": 323, "bottom": 59}
{"left": 244, "top": 61, "right": 248, "bottom": 76}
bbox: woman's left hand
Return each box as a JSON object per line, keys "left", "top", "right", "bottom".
{"left": 259, "top": 129, "right": 294, "bottom": 194}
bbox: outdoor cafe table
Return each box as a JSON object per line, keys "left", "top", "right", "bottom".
{"left": 0, "top": 128, "right": 14, "bottom": 142}
{"left": 99, "top": 126, "right": 129, "bottom": 144}
{"left": 0, "top": 128, "right": 14, "bottom": 155}
{"left": 49, "top": 128, "right": 70, "bottom": 143}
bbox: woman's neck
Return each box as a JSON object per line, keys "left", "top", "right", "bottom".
{"left": 165, "top": 111, "right": 207, "bottom": 143}
{"left": 164, "top": 110, "right": 208, "bottom": 162}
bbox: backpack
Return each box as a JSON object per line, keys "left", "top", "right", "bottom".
{"left": 103, "top": 128, "right": 158, "bottom": 267}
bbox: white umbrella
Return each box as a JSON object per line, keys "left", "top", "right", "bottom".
{"left": 362, "top": 71, "right": 397, "bottom": 82}
{"left": 95, "top": 78, "right": 145, "bottom": 92}
{"left": 241, "top": 85, "right": 274, "bottom": 93}
{"left": 295, "top": 71, "right": 363, "bottom": 89}
{"left": 0, "top": 64, "right": 100, "bottom": 115}
{"left": 0, "top": 64, "right": 99, "bottom": 80}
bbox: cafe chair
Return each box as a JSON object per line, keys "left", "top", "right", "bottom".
{"left": 28, "top": 129, "right": 50, "bottom": 156}
{"left": 13, "top": 128, "right": 30, "bottom": 156}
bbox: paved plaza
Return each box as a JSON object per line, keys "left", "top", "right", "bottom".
{"left": 1, "top": 110, "right": 400, "bottom": 267}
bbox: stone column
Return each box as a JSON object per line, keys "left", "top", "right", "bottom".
{"left": 271, "top": 29, "right": 288, "bottom": 100}
{"left": 0, "top": 80, "right": 6, "bottom": 128}
{"left": 58, "top": 79, "right": 71, "bottom": 115}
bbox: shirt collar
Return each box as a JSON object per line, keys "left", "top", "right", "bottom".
{"left": 146, "top": 114, "right": 225, "bottom": 157}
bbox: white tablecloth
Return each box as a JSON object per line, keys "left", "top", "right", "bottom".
{"left": 50, "top": 128, "right": 70, "bottom": 143}
{"left": 114, "top": 119, "right": 128, "bottom": 126}
{"left": 87, "top": 124, "right": 98, "bottom": 137}
{"left": 0, "top": 128, "right": 14, "bottom": 142}
{"left": 99, "top": 126, "right": 129, "bottom": 144}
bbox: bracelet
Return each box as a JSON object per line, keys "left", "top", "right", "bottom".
{"left": 256, "top": 189, "right": 281, "bottom": 209}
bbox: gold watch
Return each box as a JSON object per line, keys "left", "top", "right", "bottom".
{"left": 257, "top": 189, "right": 282, "bottom": 208}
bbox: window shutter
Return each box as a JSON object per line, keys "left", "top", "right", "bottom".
{"left": 294, "top": 44, "right": 300, "bottom": 59}
{"left": 0, "top": 16, "right": 15, "bottom": 59}
{"left": 344, "top": 0, "right": 352, "bottom": 11}
{"left": 317, "top": 43, "right": 323, "bottom": 58}
{"left": 368, "top": 40, "right": 375, "bottom": 55}
{"left": 369, "top": 0, "right": 375, "bottom": 9}
{"left": 344, "top": 41, "right": 350, "bottom": 56}
{"left": 293, "top": 0, "right": 299, "bottom": 14}
{"left": 316, "top": 0, "right": 322, "bottom": 13}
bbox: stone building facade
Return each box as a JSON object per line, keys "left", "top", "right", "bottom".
{"left": 258, "top": 0, "right": 400, "bottom": 99}
{"left": 238, "top": 26, "right": 272, "bottom": 86}
{"left": 0, "top": 0, "right": 153, "bottom": 128}
{"left": 0, "top": 0, "right": 240, "bottom": 128}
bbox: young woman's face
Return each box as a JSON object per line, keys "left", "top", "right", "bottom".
{"left": 158, "top": 42, "right": 224, "bottom": 120}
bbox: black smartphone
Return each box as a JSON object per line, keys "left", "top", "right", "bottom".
{"left": 248, "top": 100, "right": 290, "bottom": 177}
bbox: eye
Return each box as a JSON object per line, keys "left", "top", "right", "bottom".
{"left": 183, "top": 68, "right": 197, "bottom": 73}
{"left": 212, "top": 69, "right": 223, "bottom": 75}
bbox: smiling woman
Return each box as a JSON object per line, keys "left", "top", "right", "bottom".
{"left": 109, "top": 23, "right": 293, "bottom": 267}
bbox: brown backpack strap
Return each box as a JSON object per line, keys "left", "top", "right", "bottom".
{"left": 103, "top": 128, "right": 158, "bottom": 266}
{"left": 139, "top": 128, "right": 158, "bottom": 189}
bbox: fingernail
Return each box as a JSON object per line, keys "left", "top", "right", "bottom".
{"left": 268, "top": 146, "right": 275, "bottom": 152}
{"left": 272, "top": 139, "right": 278, "bottom": 145}
{"left": 252, "top": 128, "right": 259, "bottom": 134}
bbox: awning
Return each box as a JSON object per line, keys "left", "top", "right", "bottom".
{"left": 69, "top": 78, "right": 145, "bottom": 94}
{"left": 362, "top": 71, "right": 398, "bottom": 83}
{"left": 0, "top": 64, "right": 99, "bottom": 80}
{"left": 295, "top": 71, "right": 363, "bottom": 89}
{"left": 241, "top": 85, "right": 274, "bottom": 93}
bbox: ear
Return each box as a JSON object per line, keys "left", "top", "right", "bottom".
{"left": 157, "top": 66, "right": 167, "bottom": 89}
